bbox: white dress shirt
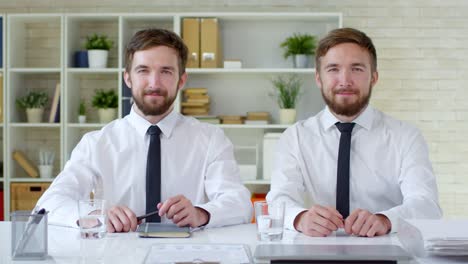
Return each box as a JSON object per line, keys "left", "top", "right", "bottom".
{"left": 37, "top": 107, "right": 252, "bottom": 228}
{"left": 267, "top": 105, "right": 442, "bottom": 232}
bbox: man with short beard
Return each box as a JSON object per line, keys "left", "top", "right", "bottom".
{"left": 267, "top": 28, "right": 442, "bottom": 237}
{"left": 37, "top": 29, "right": 252, "bottom": 232}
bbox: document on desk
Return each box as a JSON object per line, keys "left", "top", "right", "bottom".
{"left": 143, "top": 243, "right": 252, "bottom": 264}
{"left": 398, "top": 219, "right": 468, "bottom": 257}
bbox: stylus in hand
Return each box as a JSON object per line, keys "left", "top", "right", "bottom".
{"left": 137, "top": 210, "right": 159, "bottom": 221}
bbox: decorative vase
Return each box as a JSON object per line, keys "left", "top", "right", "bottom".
{"left": 78, "top": 115, "right": 87, "bottom": 124}
{"left": 26, "top": 108, "right": 44, "bottom": 123}
{"left": 39, "top": 165, "right": 54, "bottom": 179}
{"left": 279, "top": 108, "right": 297, "bottom": 124}
{"left": 74, "top": 50, "right": 88, "bottom": 68}
{"left": 88, "top": 50, "right": 108, "bottom": 68}
{"left": 98, "top": 108, "right": 116, "bottom": 123}
{"left": 293, "top": 54, "right": 309, "bottom": 68}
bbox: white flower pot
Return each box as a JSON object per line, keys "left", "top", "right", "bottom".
{"left": 294, "top": 54, "right": 310, "bottom": 68}
{"left": 279, "top": 108, "right": 297, "bottom": 124}
{"left": 88, "top": 50, "right": 109, "bottom": 68}
{"left": 98, "top": 108, "right": 116, "bottom": 123}
{"left": 78, "top": 115, "right": 87, "bottom": 124}
{"left": 26, "top": 108, "right": 44, "bottom": 123}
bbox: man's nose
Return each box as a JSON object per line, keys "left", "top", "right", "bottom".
{"left": 339, "top": 70, "right": 352, "bottom": 88}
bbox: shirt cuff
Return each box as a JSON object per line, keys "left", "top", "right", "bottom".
{"left": 376, "top": 209, "right": 400, "bottom": 234}
{"left": 285, "top": 207, "right": 308, "bottom": 231}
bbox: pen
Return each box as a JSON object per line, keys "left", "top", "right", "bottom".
{"left": 137, "top": 210, "right": 159, "bottom": 221}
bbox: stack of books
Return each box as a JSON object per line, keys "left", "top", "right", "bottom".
{"left": 195, "top": 116, "right": 220, "bottom": 125}
{"left": 181, "top": 88, "right": 210, "bottom": 116}
{"left": 219, "top": 115, "right": 244, "bottom": 124}
{"left": 245, "top": 111, "right": 270, "bottom": 125}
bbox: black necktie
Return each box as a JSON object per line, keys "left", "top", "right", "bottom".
{"left": 146, "top": 125, "right": 162, "bottom": 222}
{"left": 335, "top": 122, "right": 355, "bottom": 219}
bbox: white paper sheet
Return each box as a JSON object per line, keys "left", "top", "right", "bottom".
{"left": 143, "top": 243, "right": 252, "bottom": 264}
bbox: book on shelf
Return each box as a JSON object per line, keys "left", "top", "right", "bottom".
{"left": 244, "top": 120, "right": 269, "bottom": 125}
{"left": 195, "top": 115, "right": 220, "bottom": 125}
{"left": 246, "top": 111, "right": 270, "bottom": 121}
{"left": 183, "top": 88, "right": 208, "bottom": 95}
{"left": 181, "top": 101, "right": 209, "bottom": 107}
{"left": 48, "top": 83, "right": 60, "bottom": 123}
{"left": 136, "top": 223, "right": 190, "bottom": 238}
{"left": 185, "top": 94, "right": 209, "bottom": 100}
{"left": 12, "top": 150, "right": 39, "bottom": 178}
{"left": 182, "top": 107, "right": 209, "bottom": 115}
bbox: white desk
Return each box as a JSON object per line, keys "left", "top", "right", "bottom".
{"left": 0, "top": 221, "right": 466, "bottom": 263}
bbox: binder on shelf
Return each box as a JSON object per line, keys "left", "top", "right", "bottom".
{"left": 200, "top": 18, "right": 221, "bottom": 68}
{"left": 0, "top": 73, "right": 3, "bottom": 122}
{"left": 12, "top": 151, "right": 39, "bottom": 178}
{"left": 182, "top": 18, "right": 200, "bottom": 68}
{"left": 48, "top": 83, "right": 60, "bottom": 123}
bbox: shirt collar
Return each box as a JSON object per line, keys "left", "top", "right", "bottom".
{"left": 127, "top": 105, "right": 179, "bottom": 139}
{"left": 320, "top": 105, "right": 374, "bottom": 131}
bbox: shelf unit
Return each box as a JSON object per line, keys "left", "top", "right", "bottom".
{"left": 2, "top": 12, "right": 342, "bottom": 220}
{"left": 1, "top": 14, "right": 4, "bottom": 221}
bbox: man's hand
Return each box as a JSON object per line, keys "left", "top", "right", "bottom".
{"left": 294, "top": 205, "right": 344, "bottom": 237}
{"left": 106, "top": 206, "right": 139, "bottom": 233}
{"left": 344, "top": 209, "right": 391, "bottom": 237}
{"left": 157, "top": 195, "right": 210, "bottom": 228}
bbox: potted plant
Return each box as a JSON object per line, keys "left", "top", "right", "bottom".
{"left": 92, "top": 89, "right": 118, "bottom": 123}
{"left": 280, "top": 33, "right": 316, "bottom": 68}
{"left": 78, "top": 100, "right": 87, "bottom": 123}
{"left": 85, "top": 34, "right": 113, "bottom": 68}
{"left": 16, "top": 91, "right": 49, "bottom": 123}
{"left": 270, "top": 74, "right": 302, "bottom": 124}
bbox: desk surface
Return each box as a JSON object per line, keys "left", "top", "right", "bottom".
{"left": 0, "top": 221, "right": 466, "bottom": 263}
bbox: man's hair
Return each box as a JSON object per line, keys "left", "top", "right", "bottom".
{"left": 125, "top": 28, "right": 188, "bottom": 76}
{"left": 315, "top": 28, "right": 377, "bottom": 72}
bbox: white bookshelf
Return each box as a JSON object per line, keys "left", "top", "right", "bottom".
{"left": 1, "top": 14, "right": 5, "bottom": 220}
{"left": 2, "top": 12, "right": 342, "bottom": 220}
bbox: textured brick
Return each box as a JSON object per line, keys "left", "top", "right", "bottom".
{"left": 1, "top": 0, "right": 468, "bottom": 218}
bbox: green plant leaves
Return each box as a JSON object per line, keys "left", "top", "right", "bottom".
{"left": 92, "top": 89, "right": 118, "bottom": 108}
{"left": 270, "top": 74, "right": 302, "bottom": 109}
{"left": 16, "top": 91, "right": 49, "bottom": 109}
{"left": 280, "top": 33, "right": 317, "bottom": 59}
{"left": 85, "top": 34, "right": 113, "bottom": 50}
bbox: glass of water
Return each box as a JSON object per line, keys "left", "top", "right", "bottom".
{"left": 254, "top": 201, "right": 285, "bottom": 242}
{"left": 77, "top": 199, "right": 107, "bottom": 239}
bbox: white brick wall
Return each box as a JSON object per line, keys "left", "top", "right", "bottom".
{"left": 1, "top": 0, "right": 467, "bottom": 218}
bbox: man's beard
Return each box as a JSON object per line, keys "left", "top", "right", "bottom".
{"left": 321, "top": 84, "right": 372, "bottom": 117}
{"left": 132, "top": 85, "right": 178, "bottom": 116}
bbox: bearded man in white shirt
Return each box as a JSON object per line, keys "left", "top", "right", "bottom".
{"left": 267, "top": 28, "right": 442, "bottom": 238}
{"left": 37, "top": 28, "right": 252, "bottom": 232}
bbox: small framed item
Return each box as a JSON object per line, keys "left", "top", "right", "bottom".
{"left": 223, "top": 60, "right": 242, "bottom": 69}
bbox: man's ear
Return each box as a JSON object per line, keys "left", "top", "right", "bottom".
{"left": 178, "top": 72, "right": 188, "bottom": 90}
{"left": 371, "top": 71, "right": 379, "bottom": 87}
{"left": 124, "top": 71, "right": 132, "bottom": 89}
{"left": 315, "top": 71, "right": 322, "bottom": 90}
